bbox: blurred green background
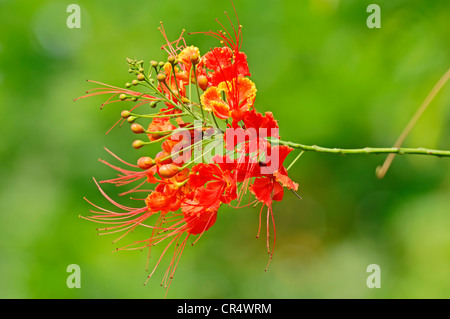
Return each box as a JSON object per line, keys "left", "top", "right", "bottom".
{"left": 0, "top": 0, "right": 449, "bottom": 299}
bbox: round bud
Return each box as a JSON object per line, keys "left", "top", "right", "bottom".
{"left": 190, "top": 53, "right": 199, "bottom": 65}
{"left": 131, "top": 123, "right": 145, "bottom": 134}
{"left": 158, "top": 164, "right": 181, "bottom": 179}
{"left": 167, "top": 55, "right": 176, "bottom": 64}
{"left": 157, "top": 73, "right": 166, "bottom": 82}
{"left": 151, "top": 60, "right": 158, "bottom": 68}
{"left": 139, "top": 67, "right": 145, "bottom": 73}
{"left": 150, "top": 101, "right": 157, "bottom": 108}
{"left": 128, "top": 68, "right": 133, "bottom": 73}
{"left": 127, "top": 116, "right": 137, "bottom": 123}
{"left": 125, "top": 82, "right": 132, "bottom": 88}
{"left": 131, "top": 96, "right": 138, "bottom": 102}
{"left": 132, "top": 79, "right": 139, "bottom": 86}
{"left": 121, "top": 110, "right": 131, "bottom": 118}
{"left": 197, "top": 75, "right": 208, "bottom": 91}
{"left": 119, "top": 93, "right": 127, "bottom": 101}
{"left": 137, "top": 156, "right": 155, "bottom": 169}
{"left": 132, "top": 140, "right": 145, "bottom": 149}
{"left": 158, "top": 61, "right": 165, "bottom": 67}
{"left": 137, "top": 73, "right": 145, "bottom": 81}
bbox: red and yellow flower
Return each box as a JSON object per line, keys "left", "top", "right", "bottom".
{"left": 78, "top": 9, "right": 300, "bottom": 297}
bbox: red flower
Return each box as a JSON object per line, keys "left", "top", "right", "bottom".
{"left": 224, "top": 110, "right": 279, "bottom": 156}
{"left": 176, "top": 45, "right": 207, "bottom": 86}
{"left": 147, "top": 117, "right": 176, "bottom": 141}
{"left": 203, "top": 47, "right": 250, "bottom": 86}
{"left": 79, "top": 8, "right": 303, "bottom": 296}
{"left": 248, "top": 145, "right": 299, "bottom": 270}
{"left": 201, "top": 77, "right": 256, "bottom": 123}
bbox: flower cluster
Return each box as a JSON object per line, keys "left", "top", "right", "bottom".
{"left": 78, "top": 16, "right": 299, "bottom": 295}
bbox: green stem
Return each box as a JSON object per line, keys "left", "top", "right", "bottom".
{"left": 162, "top": 82, "right": 200, "bottom": 121}
{"left": 273, "top": 139, "right": 450, "bottom": 158}
{"left": 287, "top": 151, "right": 305, "bottom": 171}
{"left": 192, "top": 66, "right": 205, "bottom": 122}
{"left": 180, "top": 141, "right": 212, "bottom": 170}
{"left": 130, "top": 112, "right": 189, "bottom": 119}
{"left": 158, "top": 137, "right": 206, "bottom": 163}
{"left": 211, "top": 113, "right": 222, "bottom": 132}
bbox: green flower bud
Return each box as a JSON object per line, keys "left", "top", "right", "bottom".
{"left": 127, "top": 116, "right": 137, "bottom": 123}
{"left": 131, "top": 123, "right": 145, "bottom": 134}
{"left": 121, "top": 110, "right": 131, "bottom": 118}
{"left": 168, "top": 55, "right": 176, "bottom": 64}
{"left": 132, "top": 140, "right": 145, "bottom": 149}
{"left": 190, "top": 53, "right": 199, "bottom": 65}
{"left": 157, "top": 73, "right": 166, "bottom": 82}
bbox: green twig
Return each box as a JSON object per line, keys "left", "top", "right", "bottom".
{"left": 272, "top": 139, "right": 450, "bottom": 158}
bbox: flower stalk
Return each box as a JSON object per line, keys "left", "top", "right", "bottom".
{"left": 273, "top": 139, "right": 450, "bottom": 158}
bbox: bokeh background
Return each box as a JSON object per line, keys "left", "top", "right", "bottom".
{"left": 0, "top": 0, "right": 449, "bottom": 299}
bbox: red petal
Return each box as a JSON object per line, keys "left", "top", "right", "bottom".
{"left": 249, "top": 177, "right": 274, "bottom": 206}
